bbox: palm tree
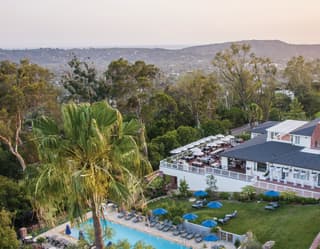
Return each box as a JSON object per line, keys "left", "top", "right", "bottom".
{"left": 32, "top": 101, "right": 152, "bottom": 249}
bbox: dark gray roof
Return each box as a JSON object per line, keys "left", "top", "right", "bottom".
{"left": 290, "top": 118, "right": 320, "bottom": 136}
{"left": 251, "top": 121, "right": 280, "bottom": 134}
{"left": 221, "top": 135, "right": 320, "bottom": 171}
{"left": 272, "top": 150, "right": 320, "bottom": 171}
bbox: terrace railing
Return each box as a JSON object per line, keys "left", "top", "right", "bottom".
{"left": 160, "top": 160, "right": 253, "bottom": 182}
{"left": 254, "top": 181, "right": 320, "bottom": 199}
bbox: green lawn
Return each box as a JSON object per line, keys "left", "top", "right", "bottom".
{"left": 148, "top": 199, "right": 320, "bottom": 249}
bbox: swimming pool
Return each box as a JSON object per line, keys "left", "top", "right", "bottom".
{"left": 70, "top": 218, "right": 188, "bottom": 249}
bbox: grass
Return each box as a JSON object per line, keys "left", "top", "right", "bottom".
{"left": 148, "top": 199, "right": 320, "bottom": 249}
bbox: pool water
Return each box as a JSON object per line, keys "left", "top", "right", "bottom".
{"left": 70, "top": 218, "right": 188, "bottom": 249}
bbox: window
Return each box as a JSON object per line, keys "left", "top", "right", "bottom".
{"left": 257, "top": 162, "right": 267, "bottom": 172}
{"left": 271, "top": 132, "right": 274, "bottom": 139}
{"left": 294, "top": 136, "right": 300, "bottom": 145}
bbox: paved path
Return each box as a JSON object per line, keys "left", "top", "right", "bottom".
{"left": 309, "top": 232, "right": 320, "bottom": 249}
{"left": 39, "top": 208, "right": 236, "bottom": 249}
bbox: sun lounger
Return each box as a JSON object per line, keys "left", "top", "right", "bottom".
{"left": 264, "top": 205, "right": 275, "bottom": 210}
{"left": 133, "top": 215, "right": 142, "bottom": 223}
{"left": 186, "top": 232, "right": 195, "bottom": 240}
{"left": 125, "top": 211, "right": 135, "bottom": 220}
{"left": 162, "top": 221, "right": 173, "bottom": 232}
{"left": 157, "top": 220, "right": 169, "bottom": 230}
{"left": 173, "top": 229, "right": 181, "bottom": 236}
{"left": 195, "top": 235, "right": 203, "bottom": 243}
{"left": 150, "top": 218, "right": 159, "bottom": 227}
{"left": 181, "top": 231, "right": 190, "bottom": 238}
{"left": 117, "top": 211, "right": 126, "bottom": 218}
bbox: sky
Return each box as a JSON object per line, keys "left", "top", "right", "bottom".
{"left": 1, "top": 0, "right": 320, "bottom": 49}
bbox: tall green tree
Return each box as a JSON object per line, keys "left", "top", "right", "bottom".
{"left": 170, "top": 71, "right": 219, "bottom": 127}
{"left": 0, "top": 59, "right": 59, "bottom": 171}
{"left": 62, "top": 56, "right": 108, "bottom": 103}
{"left": 284, "top": 56, "right": 313, "bottom": 95}
{"left": 247, "top": 103, "right": 263, "bottom": 127}
{"left": 213, "top": 43, "right": 276, "bottom": 114}
{"left": 33, "top": 101, "right": 152, "bottom": 249}
{"left": 285, "top": 98, "right": 306, "bottom": 120}
{"left": 0, "top": 209, "right": 19, "bottom": 249}
{"left": 105, "top": 59, "right": 160, "bottom": 119}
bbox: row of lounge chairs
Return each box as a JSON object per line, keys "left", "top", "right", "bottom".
{"left": 217, "top": 210, "right": 237, "bottom": 224}
{"left": 172, "top": 224, "right": 205, "bottom": 243}
{"left": 45, "top": 235, "right": 73, "bottom": 249}
{"left": 117, "top": 211, "right": 144, "bottom": 223}
{"left": 117, "top": 213, "right": 210, "bottom": 244}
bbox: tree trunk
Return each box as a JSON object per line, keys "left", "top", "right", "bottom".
{"left": 91, "top": 201, "right": 104, "bottom": 249}
{"left": 0, "top": 111, "right": 26, "bottom": 171}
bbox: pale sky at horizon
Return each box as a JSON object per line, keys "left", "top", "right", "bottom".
{"left": 1, "top": 0, "right": 320, "bottom": 49}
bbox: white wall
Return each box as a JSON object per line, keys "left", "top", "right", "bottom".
{"left": 160, "top": 167, "right": 253, "bottom": 192}
{"left": 221, "top": 156, "right": 228, "bottom": 170}
{"left": 245, "top": 161, "right": 255, "bottom": 176}
{"left": 292, "top": 135, "right": 310, "bottom": 147}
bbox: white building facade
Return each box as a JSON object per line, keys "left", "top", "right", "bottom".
{"left": 160, "top": 119, "right": 320, "bottom": 199}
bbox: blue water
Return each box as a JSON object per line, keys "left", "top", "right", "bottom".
{"left": 70, "top": 218, "right": 188, "bottom": 249}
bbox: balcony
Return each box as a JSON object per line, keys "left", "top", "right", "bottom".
{"left": 160, "top": 160, "right": 253, "bottom": 182}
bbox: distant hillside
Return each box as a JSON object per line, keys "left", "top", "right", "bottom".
{"left": 1, "top": 40, "right": 320, "bottom": 76}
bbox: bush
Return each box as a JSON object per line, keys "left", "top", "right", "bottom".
{"left": 234, "top": 239, "right": 241, "bottom": 248}
{"left": 219, "top": 192, "right": 231, "bottom": 200}
{"left": 233, "top": 192, "right": 241, "bottom": 201}
{"left": 172, "top": 216, "right": 183, "bottom": 225}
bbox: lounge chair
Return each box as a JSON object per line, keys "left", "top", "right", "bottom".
{"left": 117, "top": 211, "right": 126, "bottom": 219}
{"left": 150, "top": 217, "right": 159, "bottom": 227}
{"left": 264, "top": 205, "right": 275, "bottom": 210}
{"left": 231, "top": 210, "right": 238, "bottom": 217}
{"left": 157, "top": 219, "right": 169, "bottom": 230}
{"left": 195, "top": 235, "right": 203, "bottom": 243}
{"left": 181, "top": 231, "right": 190, "bottom": 238}
{"left": 133, "top": 215, "right": 142, "bottom": 223}
{"left": 173, "top": 229, "right": 181, "bottom": 236}
{"left": 125, "top": 211, "right": 135, "bottom": 220}
{"left": 186, "top": 232, "right": 195, "bottom": 240}
{"left": 162, "top": 221, "right": 173, "bottom": 232}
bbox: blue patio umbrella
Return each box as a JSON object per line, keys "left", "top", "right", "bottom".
{"left": 182, "top": 213, "right": 198, "bottom": 220}
{"left": 193, "top": 190, "right": 208, "bottom": 197}
{"left": 264, "top": 190, "right": 280, "bottom": 197}
{"left": 152, "top": 208, "right": 168, "bottom": 216}
{"left": 207, "top": 201, "right": 223, "bottom": 209}
{"left": 201, "top": 219, "right": 217, "bottom": 228}
{"left": 204, "top": 234, "right": 219, "bottom": 241}
{"left": 65, "top": 224, "right": 71, "bottom": 235}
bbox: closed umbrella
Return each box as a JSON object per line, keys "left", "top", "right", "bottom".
{"left": 264, "top": 190, "right": 280, "bottom": 197}
{"left": 65, "top": 224, "right": 71, "bottom": 235}
{"left": 193, "top": 190, "right": 208, "bottom": 197}
{"left": 207, "top": 201, "right": 223, "bottom": 209}
{"left": 182, "top": 213, "right": 198, "bottom": 221}
{"left": 152, "top": 208, "right": 168, "bottom": 216}
{"left": 201, "top": 220, "right": 217, "bottom": 228}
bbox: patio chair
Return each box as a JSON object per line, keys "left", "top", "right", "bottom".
{"left": 157, "top": 219, "right": 169, "bottom": 230}
{"left": 125, "top": 211, "right": 135, "bottom": 220}
{"left": 195, "top": 235, "right": 203, "bottom": 243}
{"left": 231, "top": 210, "right": 238, "bottom": 217}
{"left": 186, "top": 232, "right": 195, "bottom": 240}
{"left": 117, "top": 211, "right": 126, "bottom": 219}
{"left": 133, "top": 215, "right": 142, "bottom": 223}
{"left": 162, "top": 221, "right": 173, "bottom": 232}
{"left": 173, "top": 229, "right": 181, "bottom": 236}
{"left": 181, "top": 231, "right": 190, "bottom": 238}
{"left": 264, "top": 205, "right": 275, "bottom": 210}
{"left": 150, "top": 217, "right": 159, "bottom": 227}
